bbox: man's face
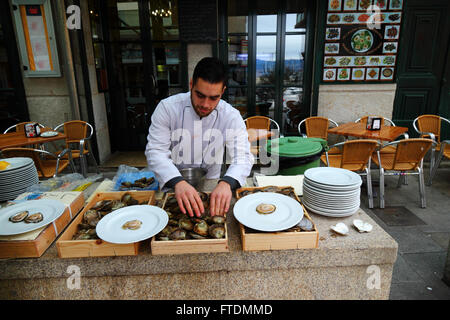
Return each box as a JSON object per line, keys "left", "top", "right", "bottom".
{"left": 190, "top": 78, "right": 226, "bottom": 118}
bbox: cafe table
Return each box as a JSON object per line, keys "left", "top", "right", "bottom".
{"left": 0, "top": 178, "right": 398, "bottom": 300}
{"left": 327, "top": 122, "right": 408, "bottom": 142}
{"left": 0, "top": 128, "right": 66, "bottom": 150}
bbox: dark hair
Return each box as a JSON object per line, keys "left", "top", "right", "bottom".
{"left": 192, "top": 57, "right": 227, "bottom": 87}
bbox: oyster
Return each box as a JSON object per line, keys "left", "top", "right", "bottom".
{"left": 239, "top": 190, "right": 251, "bottom": 197}
{"left": 24, "top": 212, "right": 44, "bottom": 224}
{"left": 121, "top": 193, "right": 138, "bottom": 206}
{"left": 9, "top": 211, "right": 29, "bottom": 223}
{"left": 256, "top": 203, "right": 276, "bottom": 215}
{"left": 353, "top": 219, "right": 373, "bottom": 233}
{"left": 211, "top": 216, "right": 225, "bottom": 224}
{"left": 193, "top": 220, "right": 209, "bottom": 236}
{"left": 159, "top": 225, "right": 174, "bottom": 237}
{"left": 208, "top": 224, "right": 225, "bottom": 239}
{"left": 169, "top": 228, "right": 187, "bottom": 240}
{"left": 188, "top": 232, "right": 207, "bottom": 239}
{"left": 122, "top": 220, "right": 142, "bottom": 230}
{"left": 298, "top": 217, "right": 314, "bottom": 231}
{"left": 111, "top": 200, "right": 126, "bottom": 211}
{"left": 330, "top": 223, "right": 349, "bottom": 236}
{"left": 262, "top": 186, "right": 279, "bottom": 193}
{"left": 179, "top": 217, "right": 194, "bottom": 231}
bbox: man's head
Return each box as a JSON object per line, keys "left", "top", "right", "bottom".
{"left": 190, "top": 57, "right": 227, "bottom": 118}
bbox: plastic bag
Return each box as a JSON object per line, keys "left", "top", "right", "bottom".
{"left": 26, "top": 173, "right": 104, "bottom": 193}
{"left": 112, "top": 165, "right": 159, "bottom": 191}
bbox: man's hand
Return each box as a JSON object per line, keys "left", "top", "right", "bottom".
{"left": 174, "top": 180, "right": 204, "bottom": 217}
{"left": 210, "top": 181, "right": 232, "bottom": 216}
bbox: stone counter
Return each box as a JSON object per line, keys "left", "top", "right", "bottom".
{"left": 0, "top": 179, "right": 398, "bottom": 300}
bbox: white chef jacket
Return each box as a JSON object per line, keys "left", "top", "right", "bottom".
{"left": 145, "top": 92, "right": 254, "bottom": 189}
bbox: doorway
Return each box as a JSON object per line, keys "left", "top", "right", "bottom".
{"left": 88, "top": 0, "right": 185, "bottom": 152}
{"left": 0, "top": 1, "right": 28, "bottom": 133}
{"left": 220, "top": 0, "right": 314, "bottom": 136}
{"left": 392, "top": 0, "right": 450, "bottom": 138}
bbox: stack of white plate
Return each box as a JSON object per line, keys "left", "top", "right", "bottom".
{"left": 302, "top": 167, "right": 362, "bottom": 217}
{"left": 0, "top": 157, "right": 39, "bottom": 202}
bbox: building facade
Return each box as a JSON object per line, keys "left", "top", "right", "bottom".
{"left": 1, "top": 0, "right": 449, "bottom": 164}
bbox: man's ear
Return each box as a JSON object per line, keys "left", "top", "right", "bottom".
{"left": 222, "top": 86, "right": 227, "bottom": 95}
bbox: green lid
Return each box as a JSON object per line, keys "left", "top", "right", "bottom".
{"left": 265, "top": 137, "right": 324, "bottom": 157}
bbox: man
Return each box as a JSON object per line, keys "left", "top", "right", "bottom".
{"left": 145, "top": 57, "right": 253, "bottom": 217}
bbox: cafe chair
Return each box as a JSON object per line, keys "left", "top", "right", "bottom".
{"left": 413, "top": 115, "right": 450, "bottom": 183}
{"left": 53, "top": 120, "right": 99, "bottom": 177}
{"left": 244, "top": 116, "right": 280, "bottom": 160}
{"left": 428, "top": 140, "right": 450, "bottom": 185}
{"left": 298, "top": 116, "right": 341, "bottom": 159}
{"left": 3, "top": 122, "right": 46, "bottom": 134}
{"left": 321, "top": 139, "right": 379, "bottom": 209}
{"left": 1, "top": 147, "right": 76, "bottom": 178}
{"left": 371, "top": 138, "right": 434, "bottom": 209}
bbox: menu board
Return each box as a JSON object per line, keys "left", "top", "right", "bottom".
{"left": 322, "top": 0, "right": 403, "bottom": 82}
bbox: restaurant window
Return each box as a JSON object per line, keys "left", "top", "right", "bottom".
{"left": 222, "top": 0, "right": 312, "bottom": 135}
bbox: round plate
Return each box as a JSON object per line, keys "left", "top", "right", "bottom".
{"left": 40, "top": 131, "right": 59, "bottom": 137}
{"left": 233, "top": 192, "right": 303, "bottom": 232}
{"left": 0, "top": 199, "right": 66, "bottom": 236}
{"left": 0, "top": 158, "right": 34, "bottom": 174}
{"left": 96, "top": 205, "right": 168, "bottom": 244}
{"left": 304, "top": 167, "right": 362, "bottom": 187}
{"left": 351, "top": 29, "right": 373, "bottom": 53}
{"left": 303, "top": 200, "right": 359, "bottom": 216}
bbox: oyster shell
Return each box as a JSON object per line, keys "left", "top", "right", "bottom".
{"left": 179, "top": 217, "right": 194, "bottom": 231}
{"left": 211, "top": 215, "right": 225, "bottom": 224}
{"left": 256, "top": 203, "right": 276, "bottom": 215}
{"left": 298, "top": 217, "right": 314, "bottom": 231}
{"left": 9, "top": 211, "right": 29, "bottom": 223}
{"left": 208, "top": 224, "right": 225, "bottom": 239}
{"left": 353, "top": 219, "right": 373, "bottom": 233}
{"left": 122, "top": 219, "right": 142, "bottom": 230}
{"left": 169, "top": 228, "right": 187, "bottom": 240}
{"left": 188, "top": 232, "right": 207, "bottom": 239}
{"left": 24, "top": 212, "right": 44, "bottom": 224}
{"left": 193, "top": 220, "right": 209, "bottom": 236}
{"left": 330, "top": 222, "right": 349, "bottom": 236}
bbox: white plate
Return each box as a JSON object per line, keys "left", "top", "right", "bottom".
{"left": 0, "top": 199, "right": 66, "bottom": 235}
{"left": 304, "top": 178, "right": 362, "bottom": 191}
{"left": 303, "top": 183, "right": 361, "bottom": 196}
{"left": 96, "top": 205, "right": 168, "bottom": 244}
{"left": 233, "top": 192, "right": 303, "bottom": 232}
{"left": 40, "top": 131, "right": 59, "bottom": 137}
{"left": 0, "top": 158, "right": 34, "bottom": 174}
{"left": 304, "top": 167, "right": 362, "bottom": 187}
{"left": 303, "top": 200, "right": 359, "bottom": 216}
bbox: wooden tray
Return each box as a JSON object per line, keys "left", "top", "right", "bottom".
{"left": 236, "top": 186, "right": 319, "bottom": 251}
{"left": 0, "top": 192, "right": 85, "bottom": 259}
{"left": 150, "top": 193, "right": 229, "bottom": 255}
{"left": 56, "top": 191, "right": 155, "bottom": 258}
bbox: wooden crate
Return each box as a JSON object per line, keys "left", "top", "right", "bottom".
{"left": 150, "top": 193, "right": 229, "bottom": 255}
{"left": 236, "top": 186, "right": 319, "bottom": 251}
{"left": 0, "top": 192, "right": 85, "bottom": 259}
{"left": 56, "top": 191, "right": 155, "bottom": 258}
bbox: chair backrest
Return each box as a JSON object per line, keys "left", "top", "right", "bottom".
{"left": 3, "top": 122, "right": 45, "bottom": 134}
{"left": 414, "top": 115, "right": 441, "bottom": 142}
{"left": 245, "top": 116, "right": 279, "bottom": 131}
{"left": 340, "top": 139, "right": 379, "bottom": 171}
{"left": 391, "top": 138, "right": 433, "bottom": 171}
{"left": 355, "top": 116, "right": 395, "bottom": 127}
{"left": 300, "top": 117, "right": 337, "bottom": 139}
{"left": 55, "top": 120, "right": 91, "bottom": 151}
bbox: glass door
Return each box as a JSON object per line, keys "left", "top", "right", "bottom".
{"left": 223, "top": 0, "right": 311, "bottom": 135}
{"left": 88, "top": 0, "right": 183, "bottom": 151}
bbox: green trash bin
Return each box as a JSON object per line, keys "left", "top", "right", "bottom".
{"left": 265, "top": 136, "right": 327, "bottom": 175}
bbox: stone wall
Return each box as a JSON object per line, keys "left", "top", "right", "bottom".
{"left": 317, "top": 83, "right": 397, "bottom": 124}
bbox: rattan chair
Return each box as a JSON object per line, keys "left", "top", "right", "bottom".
{"left": 298, "top": 116, "right": 341, "bottom": 161}
{"left": 1, "top": 147, "right": 75, "bottom": 178}
{"left": 53, "top": 120, "right": 99, "bottom": 177}
{"left": 321, "top": 139, "right": 379, "bottom": 208}
{"left": 371, "top": 138, "right": 434, "bottom": 208}
{"left": 428, "top": 140, "right": 450, "bottom": 185}
{"left": 413, "top": 115, "right": 450, "bottom": 183}
{"left": 3, "top": 122, "right": 46, "bottom": 134}
{"left": 244, "top": 116, "right": 280, "bottom": 159}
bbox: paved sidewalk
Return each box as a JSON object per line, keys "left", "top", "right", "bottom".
{"left": 359, "top": 166, "right": 450, "bottom": 300}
